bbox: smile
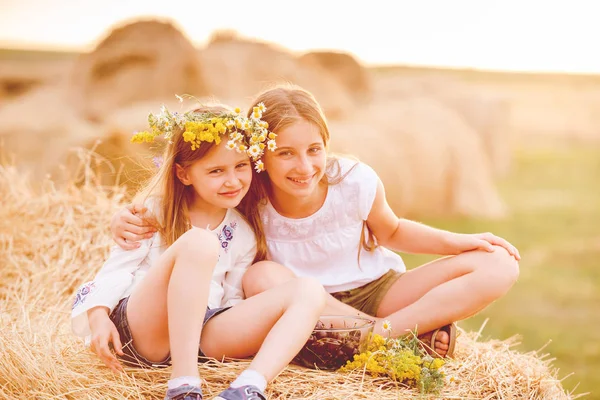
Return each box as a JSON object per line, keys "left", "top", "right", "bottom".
{"left": 288, "top": 175, "right": 314, "bottom": 185}
{"left": 218, "top": 189, "right": 242, "bottom": 197}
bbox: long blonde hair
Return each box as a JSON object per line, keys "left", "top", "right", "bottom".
{"left": 136, "top": 104, "right": 267, "bottom": 262}
{"left": 247, "top": 84, "right": 377, "bottom": 255}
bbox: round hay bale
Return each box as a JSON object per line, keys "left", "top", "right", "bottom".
{"left": 370, "top": 73, "right": 513, "bottom": 177}
{"left": 0, "top": 86, "right": 157, "bottom": 188}
{"left": 69, "top": 19, "right": 208, "bottom": 121}
{"left": 198, "top": 38, "right": 355, "bottom": 119}
{"left": 329, "top": 97, "right": 506, "bottom": 218}
{"left": 298, "top": 51, "right": 371, "bottom": 102}
{"left": 0, "top": 85, "right": 102, "bottom": 180}
{"left": 439, "top": 93, "right": 513, "bottom": 177}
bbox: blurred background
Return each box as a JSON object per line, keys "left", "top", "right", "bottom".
{"left": 1, "top": 0, "right": 598, "bottom": 397}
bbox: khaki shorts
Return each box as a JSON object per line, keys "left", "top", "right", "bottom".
{"left": 331, "top": 269, "right": 403, "bottom": 317}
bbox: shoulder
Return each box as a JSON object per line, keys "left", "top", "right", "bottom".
{"left": 328, "top": 157, "right": 378, "bottom": 186}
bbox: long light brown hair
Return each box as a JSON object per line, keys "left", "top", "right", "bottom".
{"left": 135, "top": 104, "right": 267, "bottom": 262}
{"left": 247, "top": 84, "right": 378, "bottom": 257}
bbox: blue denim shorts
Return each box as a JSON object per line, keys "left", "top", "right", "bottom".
{"left": 109, "top": 296, "right": 230, "bottom": 368}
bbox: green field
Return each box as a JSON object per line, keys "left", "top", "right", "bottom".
{"left": 401, "top": 140, "right": 600, "bottom": 398}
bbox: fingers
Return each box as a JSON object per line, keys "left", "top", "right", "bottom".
{"left": 481, "top": 233, "right": 521, "bottom": 261}
{"left": 121, "top": 210, "right": 146, "bottom": 227}
{"left": 114, "top": 237, "right": 140, "bottom": 250}
{"left": 111, "top": 327, "right": 124, "bottom": 356}
{"left": 97, "top": 338, "right": 123, "bottom": 373}
{"left": 122, "top": 231, "right": 153, "bottom": 242}
{"left": 478, "top": 239, "right": 495, "bottom": 252}
{"left": 128, "top": 203, "right": 147, "bottom": 215}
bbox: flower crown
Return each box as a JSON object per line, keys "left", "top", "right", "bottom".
{"left": 131, "top": 96, "right": 276, "bottom": 172}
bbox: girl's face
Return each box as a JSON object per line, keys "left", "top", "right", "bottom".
{"left": 177, "top": 139, "right": 253, "bottom": 210}
{"left": 263, "top": 119, "right": 327, "bottom": 198}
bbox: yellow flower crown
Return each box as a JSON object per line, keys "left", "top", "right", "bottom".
{"left": 131, "top": 97, "right": 276, "bottom": 172}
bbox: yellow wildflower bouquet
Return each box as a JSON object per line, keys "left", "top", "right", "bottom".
{"left": 339, "top": 322, "right": 445, "bottom": 394}
{"left": 131, "top": 96, "right": 276, "bottom": 172}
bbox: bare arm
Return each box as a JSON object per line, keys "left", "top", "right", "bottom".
{"left": 366, "top": 179, "right": 520, "bottom": 259}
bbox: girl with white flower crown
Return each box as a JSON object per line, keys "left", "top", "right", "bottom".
{"left": 111, "top": 86, "right": 521, "bottom": 360}
{"left": 71, "top": 103, "right": 327, "bottom": 400}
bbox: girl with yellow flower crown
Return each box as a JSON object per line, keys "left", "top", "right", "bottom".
{"left": 71, "top": 104, "right": 327, "bottom": 400}
{"left": 112, "top": 86, "right": 521, "bottom": 361}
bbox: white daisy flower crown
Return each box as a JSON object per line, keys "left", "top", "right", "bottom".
{"left": 131, "top": 95, "right": 276, "bottom": 172}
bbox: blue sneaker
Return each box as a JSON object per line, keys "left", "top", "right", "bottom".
{"left": 164, "top": 385, "right": 203, "bottom": 400}
{"left": 214, "top": 385, "right": 266, "bottom": 400}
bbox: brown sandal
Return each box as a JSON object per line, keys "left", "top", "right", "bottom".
{"left": 424, "top": 322, "right": 457, "bottom": 358}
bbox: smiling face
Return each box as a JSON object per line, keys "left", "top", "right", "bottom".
{"left": 262, "top": 119, "right": 327, "bottom": 199}
{"left": 176, "top": 139, "right": 253, "bottom": 210}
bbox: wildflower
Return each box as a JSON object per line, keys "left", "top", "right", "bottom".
{"left": 248, "top": 145, "right": 261, "bottom": 159}
{"left": 382, "top": 320, "right": 392, "bottom": 333}
{"left": 254, "top": 160, "right": 264, "bottom": 172}
{"left": 152, "top": 156, "right": 163, "bottom": 169}
{"left": 226, "top": 140, "right": 236, "bottom": 150}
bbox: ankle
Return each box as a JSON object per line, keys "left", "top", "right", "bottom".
{"left": 230, "top": 369, "right": 267, "bottom": 392}
{"left": 167, "top": 376, "right": 202, "bottom": 390}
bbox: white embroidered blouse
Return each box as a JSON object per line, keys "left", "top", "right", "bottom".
{"left": 71, "top": 208, "right": 256, "bottom": 338}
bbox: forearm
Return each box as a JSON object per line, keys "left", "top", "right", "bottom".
{"left": 382, "top": 219, "right": 456, "bottom": 255}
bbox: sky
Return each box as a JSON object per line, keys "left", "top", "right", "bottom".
{"left": 0, "top": 0, "right": 598, "bottom": 74}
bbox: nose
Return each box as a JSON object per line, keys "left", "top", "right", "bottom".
{"left": 224, "top": 170, "right": 241, "bottom": 187}
{"left": 296, "top": 154, "right": 312, "bottom": 175}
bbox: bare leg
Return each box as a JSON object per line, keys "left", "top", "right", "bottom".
{"left": 125, "top": 228, "right": 220, "bottom": 378}
{"left": 200, "top": 277, "right": 327, "bottom": 381}
{"left": 376, "top": 246, "right": 519, "bottom": 355}
{"left": 243, "top": 261, "right": 371, "bottom": 320}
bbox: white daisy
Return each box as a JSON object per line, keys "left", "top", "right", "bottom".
{"left": 254, "top": 160, "right": 264, "bottom": 172}
{"left": 226, "top": 140, "right": 236, "bottom": 150}
{"left": 248, "top": 144, "right": 261, "bottom": 159}
{"left": 382, "top": 320, "right": 392, "bottom": 333}
{"left": 267, "top": 140, "right": 277, "bottom": 151}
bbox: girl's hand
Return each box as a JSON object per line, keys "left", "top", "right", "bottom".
{"left": 450, "top": 232, "right": 521, "bottom": 260}
{"left": 88, "top": 308, "right": 125, "bottom": 373}
{"left": 111, "top": 203, "right": 156, "bottom": 250}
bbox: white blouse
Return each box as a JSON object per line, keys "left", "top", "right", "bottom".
{"left": 261, "top": 158, "right": 406, "bottom": 293}
{"left": 71, "top": 207, "right": 256, "bottom": 338}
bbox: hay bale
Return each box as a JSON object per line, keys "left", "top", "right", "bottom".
{"left": 0, "top": 85, "right": 102, "bottom": 180}
{"left": 330, "top": 97, "right": 506, "bottom": 218}
{"left": 298, "top": 51, "right": 371, "bottom": 102}
{"left": 439, "top": 93, "right": 512, "bottom": 178}
{"left": 0, "top": 163, "right": 575, "bottom": 399}
{"left": 198, "top": 37, "right": 355, "bottom": 119}
{"left": 0, "top": 87, "right": 157, "bottom": 188}
{"left": 370, "top": 74, "right": 513, "bottom": 177}
{"left": 0, "top": 59, "right": 73, "bottom": 102}
{"left": 69, "top": 19, "right": 208, "bottom": 121}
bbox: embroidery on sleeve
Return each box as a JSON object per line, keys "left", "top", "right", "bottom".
{"left": 72, "top": 281, "right": 96, "bottom": 309}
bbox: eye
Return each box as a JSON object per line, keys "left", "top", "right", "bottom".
{"left": 278, "top": 150, "right": 292, "bottom": 157}
{"left": 236, "top": 162, "right": 250, "bottom": 169}
{"left": 209, "top": 169, "right": 223, "bottom": 174}
{"left": 309, "top": 147, "right": 322, "bottom": 154}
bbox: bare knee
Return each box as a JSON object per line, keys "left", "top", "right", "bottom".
{"left": 289, "top": 277, "right": 327, "bottom": 309}
{"left": 243, "top": 261, "right": 296, "bottom": 297}
{"left": 173, "top": 228, "right": 220, "bottom": 266}
{"left": 481, "top": 245, "right": 520, "bottom": 294}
